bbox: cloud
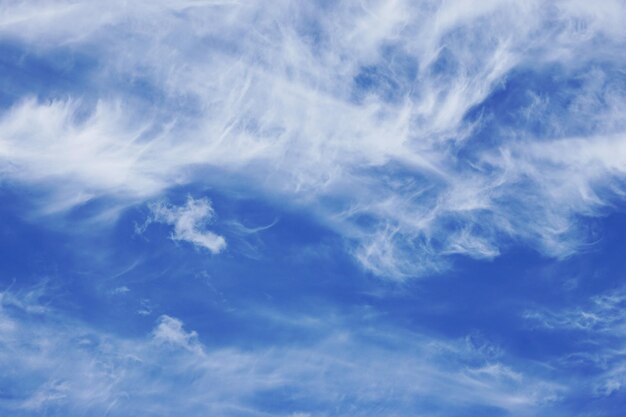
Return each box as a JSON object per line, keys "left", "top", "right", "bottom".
{"left": 152, "top": 315, "right": 203, "bottom": 354}
{"left": 1, "top": 1, "right": 626, "bottom": 277}
{"left": 145, "top": 196, "right": 226, "bottom": 254}
{"left": 523, "top": 286, "right": 626, "bottom": 398}
{"left": 0, "top": 286, "right": 562, "bottom": 417}
{"left": 524, "top": 288, "right": 626, "bottom": 332}
{"left": 110, "top": 286, "right": 130, "bottom": 295}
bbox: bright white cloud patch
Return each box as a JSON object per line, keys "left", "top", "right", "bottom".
{"left": 1, "top": 1, "right": 626, "bottom": 277}
{"left": 146, "top": 197, "right": 226, "bottom": 254}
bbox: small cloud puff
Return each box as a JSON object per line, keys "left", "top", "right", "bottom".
{"left": 146, "top": 196, "right": 226, "bottom": 254}
{"left": 110, "top": 286, "right": 130, "bottom": 295}
{"left": 152, "top": 315, "right": 203, "bottom": 354}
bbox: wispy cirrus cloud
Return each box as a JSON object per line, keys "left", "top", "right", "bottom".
{"left": 523, "top": 286, "right": 626, "bottom": 398}
{"left": 1, "top": 1, "right": 626, "bottom": 277}
{"left": 0, "top": 285, "right": 562, "bottom": 417}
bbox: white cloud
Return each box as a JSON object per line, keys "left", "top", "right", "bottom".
{"left": 110, "top": 286, "right": 130, "bottom": 295}
{"left": 523, "top": 286, "right": 626, "bottom": 397}
{"left": 524, "top": 287, "right": 626, "bottom": 332}
{"left": 0, "top": 287, "right": 562, "bottom": 416}
{"left": 152, "top": 315, "right": 202, "bottom": 354}
{"left": 1, "top": 1, "right": 626, "bottom": 277}
{"left": 146, "top": 196, "right": 226, "bottom": 254}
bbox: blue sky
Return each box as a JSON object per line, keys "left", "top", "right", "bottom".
{"left": 2, "top": 1, "right": 626, "bottom": 416}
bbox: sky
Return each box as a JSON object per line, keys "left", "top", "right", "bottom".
{"left": 1, "top": 1, "right": 626, "bottom": 416}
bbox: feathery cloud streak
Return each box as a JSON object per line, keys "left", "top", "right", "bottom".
{"left": 1, "top": 1, "right": 626, "bottom": 277}
{"left": 0, "top": 286, "right": 561, "bottom": 417}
